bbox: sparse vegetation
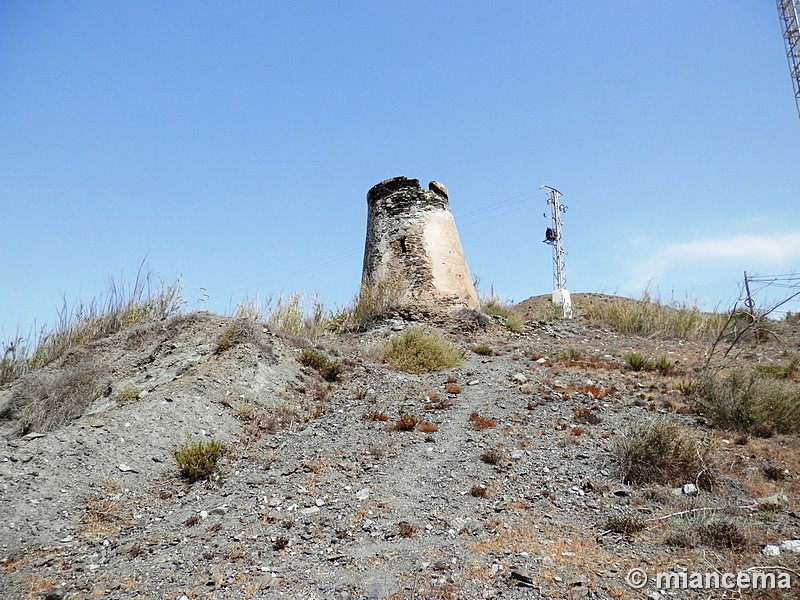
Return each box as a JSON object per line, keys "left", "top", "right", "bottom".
{"left": 480, "top": 296, "right": 524, "bottom": 333}
{"left": 693, "top": 368, "right": 800, "bottom": 435}
{"left": 343, "top": 275, "right": 407, "bottom": 331}
{"left": 583, "top": 291, "right": 727, "bottom": 340}
{"left": 624, "top": 352, "right": 675, "bottom": 374}
{"left": 613, "top": 419, "right": 715, "bottom": 488}
{"left": 5, "top": 365, "right": 106, "bottom": 434}
{"left": 116, "top": 385, "right": 140, "bottom": 404}
{"left": 174, "top": 439, "right": 226, "bottom": 482}
{"left": 665, "top": 517, "right": 750, "bottom": 550}
{"left": 215, "top": 319, "right": 256, "bottom": 354}
{"left": 470, "top": 411, "right": 497, "bottom": 431}
{"left": 470, "top": 484, "right": 490, "bottom": 498}
{"left": 473, "top": 344, "right": 494, "bottom": 356}
{"left": 381, "top": 328, "right": 463, "bottom": 374}
{"left": 1, "top": 267, "right": 182, "bottom": 385}
{"left": 480, "top": 447, "right": 505, "bottom": 465}
{"left": 298, "top": 348, "right": 342, "bottom": 382}
{"left": 604, "top": 513, "right": 645, "bottom": 537}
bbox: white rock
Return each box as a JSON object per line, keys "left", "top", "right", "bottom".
{"left": 356, "top": 487, "right": 370, "bottom": 501}
{"left": 199, "top": 510, "right": 209, "bottom": 520}
{"left": 762, "top": 545, "right": 781, "bottom": 556}
{"left": 512, "top": 373, "right": 527, "bottom": 384}
{"left": 780, "top": 539, "right": 800, "bottom": 553}
{"left": 682, "top": 483, "right": 699, "bottom": 496}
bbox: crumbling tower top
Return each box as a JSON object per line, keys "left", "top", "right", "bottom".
{"left": 361, "top": 176, "right": 479, "bottom": 311}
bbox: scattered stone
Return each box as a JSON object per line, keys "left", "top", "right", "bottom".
{"left": 355, "top": 487, "right": 370, "bottom": 501}
{"left": 780, "top": 539, "right": 800, "bottom": 553}
{"left": 118, "top": 463, "right": 137, "bottom": 473}
{"left": 756, "top": 492, "right": 788, "bottom": 508}
{"left": 510, "top": 569, "right": 534, "bottom": 587}
{"left": 682, "top": 483, "right": 698, "bottom": 496}
{"left": 512, "top": 373, "right": 527, "bottom": 384}
{"left": 763, "top": 545, "right": 781, "bottom": 556}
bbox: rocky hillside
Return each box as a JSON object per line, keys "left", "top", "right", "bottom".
{"left": 1, "top": 295, "right": 799, "bottom": 599}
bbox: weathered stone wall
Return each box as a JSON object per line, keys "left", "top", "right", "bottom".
{"left": 361, "top": 176, "right": 479, "bottom": 311}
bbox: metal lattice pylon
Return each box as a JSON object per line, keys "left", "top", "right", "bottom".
{"left": 778, "top": 0, "right": 800, "bottom": 122}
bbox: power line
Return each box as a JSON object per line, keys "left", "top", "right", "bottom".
{"left": 204, "top": 187, "right": 547, "bottom": 300}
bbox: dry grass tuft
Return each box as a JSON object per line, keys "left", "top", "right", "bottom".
{"left": 613, "top": 418, "right": 715, "bottom": 488}
{"left": 298, "top": 348, "right": 342, "bottom": 382}
{"left": 480, "top": 297, "right": 524, "bottom": 333}
{"left": 583, "top": 291, "right": 727, "bottom": 340}
{"left": 6, "top": 364, "right": 107, "bottom": 434}
{"left": 444, "top": 382, "right": 461, "bottom": 394}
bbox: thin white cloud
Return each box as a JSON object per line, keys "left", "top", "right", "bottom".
{"left": 617, "top": 231, "right": 800, "bottom": 303}
{"left": 661, "top": 232, "right": 800, "bottom": 264}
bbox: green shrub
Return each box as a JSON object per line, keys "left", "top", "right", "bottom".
{"left": 175, "top": 439, "right": 226, "bottom": 482}
{"left": 473, "top": 344, "right": 494, "bottom": 356}
{"left": 382, "top": 328, "right": 463, "bottom": 374}
{"left": 299, "top": 348, "right": 342, "bottom": 382}
{"left": 613, "top": 419, "right": 715, "bottom": 488}
{"left": 755, "top": 356, "right": 799, "bottom": 380}
{"left": 625, "top": 352, "right": 649, "bottom": 371}
{"left": 624, "top": 353, "right": 675, "bottom": 374}
{"left": 480, "top": 297, "right": 524, "bottom": 333}
{"left": 693, "top": 368, "right": 800, "bottom": 435}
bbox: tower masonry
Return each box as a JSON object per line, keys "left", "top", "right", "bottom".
{"left": 361, "top": 176, "right": 480, "bottom": 311}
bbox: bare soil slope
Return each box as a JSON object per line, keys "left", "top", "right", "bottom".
{"left": 1, "top": 298, "right": 799, "bottom": 599}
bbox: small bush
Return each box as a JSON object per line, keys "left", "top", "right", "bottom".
{"left": 613, "top": 419, "right": 715, "bottom": 488}
{"left": 174, "top": 439, "right": 226, "bottom": 482}
{"left": 624, "top": 353, "right": 675, "bottom": 374}
{"left": 473, "top": 345, "right": 494, "bottom": 356}
{"left": 604, "top": 513, "right": 645, "bottom": 537}
{"left": 365, "top": 411, "right": 389, "bottom": 422}
{"left": 693, "top": 368, "right": 800, "bottom": 435}
{"left": 397, "top": 521, "right": 417, "bottom": 538}
{"left": 116, "top": 385, "right": 140, "bottom": 404}
{"left": 391, "top": 413, "right": 419, "bottom": 432}
{"left": 418, "top": 421, "right": 438, "bottom": 433}
{"left": 665, "top": 517, "right": 749, "bottom": 550}
{"left": 444, "top": 382, "right": 461, "bottom": 394}
{"left": 481, "top": 448, "right": 505, "bottom": 465}
{"left": 471, "top": 412, "right": 497, "bottom": 431}
{"left": 215, "top": 319, "right": 255, "bottom": 354}
{"left": 470, "top": 484, "right": 490, "bottom": 498}
{"left": 755, "top": 356, "right": 799, "bottom": 380}
{"left": 381, "top": 329, "right": 463, "bottom": 374}
{"left": 624, "top": 352, "right": 648, "bottom": 371}
{"left": 480, "top": 297, "right": 524, "bottom": 333}
{"left": 299, "top": 349, "right": 342, "bottom": 382}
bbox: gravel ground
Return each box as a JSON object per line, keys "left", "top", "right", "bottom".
{"left": 1, "top": 296, "right": 799, "bottom": 599}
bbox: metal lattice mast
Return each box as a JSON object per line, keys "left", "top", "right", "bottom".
{"left": 542, "top": 186, "right": 567, "bottom": 291}
{"left": 778, "top": 0, "right": 800, "bottom": 122}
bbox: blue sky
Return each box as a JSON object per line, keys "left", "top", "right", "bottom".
{"left": 2, "top": 1, "right": 799, "bottom": 340}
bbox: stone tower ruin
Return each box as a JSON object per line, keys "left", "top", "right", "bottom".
{"left": 361, "top": 176, "right": 480, "bottom": 311}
